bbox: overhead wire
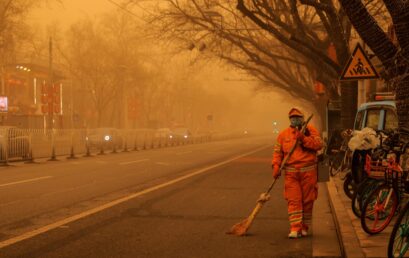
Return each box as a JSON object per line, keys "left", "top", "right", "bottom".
{"left": 105, "top": 0, "right": 147, "bottom": 24}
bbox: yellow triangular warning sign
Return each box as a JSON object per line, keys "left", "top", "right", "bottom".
{"left": 340, "top": 43, "right": 379, "bottom": 80}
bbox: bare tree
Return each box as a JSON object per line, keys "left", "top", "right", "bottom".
{"left": 233, "top": 0, "right": 360, "bottom": 128}
{"left": 131, "top": 0, "right": 365, "bottom": 128}
{"left": 64, "top": 19, "right": 121, "bottom": 127}
{"left": 145, "top": 1, "right": 329, "bottom": 101}
{"left": 0, "top": 0, "right": 43, "bottom": 94}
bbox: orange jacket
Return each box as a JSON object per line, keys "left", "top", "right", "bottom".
{"left": 272, "top": 125, "right": 323, "bottom": 168}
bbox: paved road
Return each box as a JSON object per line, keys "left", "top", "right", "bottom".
{"left": 0, "top": 136, "right": 337, "bottom": 257}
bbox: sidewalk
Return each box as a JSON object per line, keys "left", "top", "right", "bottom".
{"left": 313, "top": 182, "right": 343, "bottom": 257}
{"left": 327, "top": 176, "right": 391, "bottom": 258}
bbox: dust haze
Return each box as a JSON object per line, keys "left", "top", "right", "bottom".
{"left": 4, "top": 0, "right": 319, "bottom": 133}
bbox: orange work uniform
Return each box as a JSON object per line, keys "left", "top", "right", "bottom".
{"left": 272, "top": 124, "right": 323, "bottom": 232}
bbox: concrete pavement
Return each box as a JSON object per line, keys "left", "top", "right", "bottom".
{"left": 327, "top": 176, "right": 392, "bottom": 258}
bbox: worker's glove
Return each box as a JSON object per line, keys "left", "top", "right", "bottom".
{"left": 295, "top": 130, "right": 305, "bottom": 141}
{"left": 258, "top": 193, "right": 271, "bottom": 202}
{"left": 272, "top": 164, "right": 281, "bottom": 179}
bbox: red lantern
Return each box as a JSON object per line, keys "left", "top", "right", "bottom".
{"left": 53, "top": 84, "right": 60, "bottom": 94}
{"left": 41, "top": 105, "right": 49, "bottom": 114}
{"left": 327, "top": 43, "right": 338, "bottom": 64}
{"left": 314, "top": 81, "right": 325, "bottom": 95}
{"left": 48, "top": 103, "right": 54, "bottom": 113}
{"left": 54, "top": 95, "right": 60, "bottom": 104}
{"left": 42, "top": 83, "right": 47, "bottom": 94}
{"left": 54, "top": 106, "right": 61, "bottom": 114}
{"left": 41, "top": 95, "right": 48, "bottom": 104}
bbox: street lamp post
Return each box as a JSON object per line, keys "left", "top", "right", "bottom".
{"left": 0, "top": 65, "right": 4, "bottom": 95}
{"left": 48, "top": 37, "right": 54, "bottom": 130}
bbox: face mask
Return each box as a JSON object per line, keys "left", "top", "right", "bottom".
{"left": 290, "top": 117, "right": 304, "bottom": 128}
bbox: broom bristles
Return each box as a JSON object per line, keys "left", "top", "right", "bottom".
{"left": 227, "top": 201, "right": 264, "bottom": 236}
{"left": 226, "top": 218, "right": 251, "bottom": 236}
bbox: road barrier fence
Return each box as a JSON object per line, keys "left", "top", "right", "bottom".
{"left": 0, "top": 128, "right": 248, "bottom": 164}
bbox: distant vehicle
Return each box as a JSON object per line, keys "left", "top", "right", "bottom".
{"left": 172, "top": 127, "right": 192, "bottom": 140}
{"left": 354, "top": 94, "right": 397, "bottom": 131}
{"left": 155, "top": 128, "right": 173, "bottom": 139}
{"left": 86, "top": 128, "right": 123, "bottom": 149}
{"left": 0, "top": 126, "right": 30, "bottom": 160}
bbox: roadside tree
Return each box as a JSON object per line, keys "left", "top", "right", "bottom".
{"left": 339, "top": 0, "right": 409, "bottom": 129}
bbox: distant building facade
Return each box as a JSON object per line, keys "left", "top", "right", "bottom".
{"left": 1, "top": 63, "right": 67, "bottom": 129}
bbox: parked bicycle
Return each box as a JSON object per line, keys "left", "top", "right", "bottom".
{"left": 329, "top": 129, "right": 353, "bottom": 177}
{"left": 327, "top": 129, "right": 356, "bottom": 199}
{"left": 360, "top": 129, "right": 409, "bottom": 235}
{"left": 386, "top": 129, "right": 409, "bottom": 257}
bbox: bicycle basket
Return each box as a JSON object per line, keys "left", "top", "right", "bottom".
{"left": 365, "top": 154, "right": 387, "bottom": 179}
{"left": 385, "top": 168, "right": 406, "bottom": 196}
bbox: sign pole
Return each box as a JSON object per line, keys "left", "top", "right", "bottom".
{"left": 48, "top": 37, "right": 54, "bottom": 130}
{"left": 340, "top": 43, "right": 379, "bottom": 81}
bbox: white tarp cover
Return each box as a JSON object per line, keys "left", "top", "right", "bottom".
{"left": 348, "top": 127, "right": 380, "bottom": 151}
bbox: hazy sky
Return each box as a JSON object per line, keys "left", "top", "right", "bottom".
{"left": 30, "top": 0, "right": 116, "bottom": 28}
{"left": 26, "top": 0, "right": 316, "bottom": 132}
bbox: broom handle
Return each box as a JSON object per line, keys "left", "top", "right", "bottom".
{"left": 264, "top": 114, "right": 313, "bottom": 194}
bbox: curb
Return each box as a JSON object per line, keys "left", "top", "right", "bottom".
{"left": 326, "top": 177, "right": 365, "bottom": 258}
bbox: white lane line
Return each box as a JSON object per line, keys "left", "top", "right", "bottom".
{"left": 0, "top": 145, "right": 269, "bottom": 249}
{"left": 119, "top": 159, "right": 150, "bottom": 165}
{"left": 155, "top": 162, "right": 170, "bottom": 166}
{"left": 0, "top": 176, "right": 53, "bottom": 188}
{"left": 176, "top": 151, "right": 193, "bottom": 155}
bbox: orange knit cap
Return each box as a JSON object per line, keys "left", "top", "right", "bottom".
{"left": 288, "top": 107, "right": 304, "bottom": 118}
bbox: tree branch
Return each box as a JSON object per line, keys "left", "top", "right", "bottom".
{"left": 339, "top": 0, "right": 398, "bottom": 69}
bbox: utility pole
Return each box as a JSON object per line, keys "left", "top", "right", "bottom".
{"left": 48, "top": 37, "right": 54, "bottom": 130}
{"left": 0, "top": 65, "right": 4, "bottom": 95}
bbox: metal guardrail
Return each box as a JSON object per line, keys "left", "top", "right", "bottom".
{"left": 0, "top": 128, "right": 248, "bottom": 164}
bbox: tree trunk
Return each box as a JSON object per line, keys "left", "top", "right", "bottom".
{"left": 395, "top": 75, "right": 409, "bottom": 129}
{"left": 340, "top": 81, "right": 358, "bottom": 129}
{"left": 313, "top": 97, "right": 328, "bottom": 132}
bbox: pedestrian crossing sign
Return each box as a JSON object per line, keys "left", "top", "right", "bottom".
{"left": 340, "top": 43, "right": 379, "bottom": 80}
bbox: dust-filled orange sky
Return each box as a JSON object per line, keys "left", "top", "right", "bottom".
{"left": 27, "top": 0, "right": 319, "bottom": 132}
{"left": 30, "top": 0, "right": 116, "bottom": 28}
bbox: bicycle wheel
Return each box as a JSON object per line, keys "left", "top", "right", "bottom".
{"left": 388, "top": 201, "right": 409, "bottom": 258}
{"left": 329, "top": 153, "right": 342, "bottom": 177}
{"left": 343, "top": 172, "right": 355, "bottom": 199}
{"left": 351, "top": 179, "right": 380, "bottom": 218}
{"left": 361, "top": 184, "right": 398, "bottom": 235}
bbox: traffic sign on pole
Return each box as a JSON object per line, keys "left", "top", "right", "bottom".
{"left": 340, "top": 43, "right": 379, "bottom": 80}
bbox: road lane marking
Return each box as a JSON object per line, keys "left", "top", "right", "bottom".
{"left": 119, "top": 159, "right": 150, "bottom": 165}
{"left": 0, "top": 176, "right": 53, "bottom": 188}
{"left": 0, "top": 145, "right": 269, "bottom": 249}
{"left": 176, "top": 151, "right": 193, "bottom": 155}
{"left": 155, "top": 162, "right": 170, "bottom": 166}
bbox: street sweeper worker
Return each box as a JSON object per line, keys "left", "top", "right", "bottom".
{"left": 272, "top": 107, "right": 323, "bottom": 239}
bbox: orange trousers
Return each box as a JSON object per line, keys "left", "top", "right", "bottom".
{"left": 284, "top": 169, "right": 318, "bottom": 232}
